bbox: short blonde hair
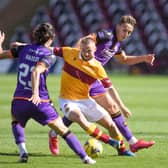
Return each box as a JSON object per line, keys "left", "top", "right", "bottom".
{"left": 80, "top": 37, "right": 95, "bottom": 46}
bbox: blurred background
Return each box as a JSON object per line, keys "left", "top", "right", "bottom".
{"left": 0, "top": 0, "right": 168, "bottom": 75}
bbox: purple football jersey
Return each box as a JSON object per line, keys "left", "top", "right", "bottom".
{"left": 90, "top": 29, "right": 121, "bottom": 96}
{"left": 11, "top": 44, "right": 55, "bottom": 100}
{"left": 95, "top": 28, "right": 121, "bottom": 66}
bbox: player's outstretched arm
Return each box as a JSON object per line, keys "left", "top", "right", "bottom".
{"left": 10, "top": 41, "right": 27, "bottom": 49}
{"left": 115, "top": 50, "right": 155, "bottom": 66}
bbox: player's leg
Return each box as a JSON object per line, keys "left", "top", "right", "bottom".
{"left": 93, "top": 92, "right": 133, "bottom": 138}
{"left": 35, "top": 101, "right": 95, "bottom": 164}
{"left": 11, "top": 120, "right": 28, "bottom": 162}
{"left": 80, "top": 98, "right": 134, "bottom": 156}
{"left": 11, "top": 100, "right": 29, "bottom": 163}
{"left": 60, "top": 99, "right": 120, "bottom": 149}
{"left": 48, "top": 116, "right": 96, "bottom": 164}
{"left": 90, "top": 80, "right": 137, "bottom": 143}
{"left": 48, "top": 115, "right": 73, "bottom": 155}
{"left": 93, "top": 92, "right": 155, "bottom": 152}
{"left": 96, "top": 114, "right": 134, "bottom": 156}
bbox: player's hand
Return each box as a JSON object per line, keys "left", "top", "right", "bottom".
{"left": 121, "top": 106, "right": 132, "bottom": 118}
{"left": 0, "top": 31, "right": 5, "bottom": 45}
{"left": 145, "top": 54, "right": 155, "bottom": 66}
{"left": 28, "top": 94, "right": 41, "bottom": 106}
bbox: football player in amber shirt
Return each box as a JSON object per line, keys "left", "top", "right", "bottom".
{"left": 50, "top": 37, "right": 135, "bottom": 156}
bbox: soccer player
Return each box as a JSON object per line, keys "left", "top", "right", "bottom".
{"left": 77, "top": 15, "right": 155, "bottom": 152}
{"left": 49, "top": 37, "right": 135, "bottom": 157}
{"left": 0, "top": 24, "right": 96, "bottom": 164}
{"left": 49, "top": 15, "right": 155, "bottom": 154}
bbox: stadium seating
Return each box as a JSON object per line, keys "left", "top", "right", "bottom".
{"left": 1, "top": 0, "right": 167, "bottom": 74}
{"left": 50, "top": 0, "right": 82, "bottom": 45}
{"left": 0, "top": 0, "right": 11, "bottom": 10}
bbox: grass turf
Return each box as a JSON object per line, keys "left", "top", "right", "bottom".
{"left": 0, "top": 74, "right": 168, "bottom": 168}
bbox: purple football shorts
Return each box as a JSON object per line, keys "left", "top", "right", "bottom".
{"left": 11, "top": 99, "right": 59, "bottom": 127}
{"left": 89, "top": 80, "right": 106, "bottom": 97}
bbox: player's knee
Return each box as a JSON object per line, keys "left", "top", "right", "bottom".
{"left": 107, "top": 103, "right": 119, "bottom": 114}
{"left": 59, "top": 126, "right": 69, "bottom": 136}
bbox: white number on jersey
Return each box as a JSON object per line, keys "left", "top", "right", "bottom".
{"left": 18, "top": 63, "right": 34, "bottom": 88}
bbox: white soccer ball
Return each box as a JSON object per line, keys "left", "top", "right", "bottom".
{"left": 84, "top": 138, "right": 103, "bottom": 158}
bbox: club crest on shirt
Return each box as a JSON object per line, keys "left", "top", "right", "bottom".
{"left": 101, "top": 49, "right": 115, "bottom": 58}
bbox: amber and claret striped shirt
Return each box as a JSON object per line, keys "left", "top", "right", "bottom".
{"left": 53, "top": 47, "right": 112, "bottom": 100}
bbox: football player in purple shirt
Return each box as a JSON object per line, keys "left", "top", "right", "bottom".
{"left": 0, "top": 23, "right": 96, "bottom": 164}
{"left": 89, "top": 15, "right": 155, "bottom": 153}
{"left": 49, "top": 15, "right": 155, "bottom": 154}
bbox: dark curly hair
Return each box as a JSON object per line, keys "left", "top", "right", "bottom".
{"left": 32, "top": 22, "right": 55, "bottom": 44}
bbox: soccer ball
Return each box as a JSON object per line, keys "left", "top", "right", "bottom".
{"left": 84, "top": 138, "right": 103, "bottom": 158}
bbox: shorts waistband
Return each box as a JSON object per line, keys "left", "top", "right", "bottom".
{"left": 13, "top": 96, "right": 50, "bottom": 102}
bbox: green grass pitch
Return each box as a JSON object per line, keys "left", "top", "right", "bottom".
{"left": 0, "top": 74, "right": 168, "bottom": 168}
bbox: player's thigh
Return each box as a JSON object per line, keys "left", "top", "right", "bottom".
{"left": 93, "top": 92, "right": 119, "bottom": 114}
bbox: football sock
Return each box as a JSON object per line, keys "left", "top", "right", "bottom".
{"left": 112, "top": 114, "right": 133, "bottom": 141}
{"left": 12, "top": 121, "right": 28, "bottom": 155}
{"left": 86, "top": 124, "right": 120, "bottom": 148}
{"left": 18, "top": 142, "right": 28, "bottom": 156}
{"left": 62, "top": 130, "right": 86, "bottom": 159}
{"left": 12, "top": 121, "right": 25, "bottom": 144}
{"left": 87, "top": 124, "right": 110, "bottom": 143}
{"left": 128, "top": 136, "right": 138, "bottom": 145}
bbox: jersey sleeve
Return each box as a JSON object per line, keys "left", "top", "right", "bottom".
{"left": 53, "top": 47, "right": 63, "bottom": 57}
{"left": 40, "top": 55, "right": 57, "bottom": 68}
{"left": 101, "top": 77, "right": 112, "bottom": 88}
{"left": 10, "top": 45, "right": 25, "bottom": 58}
{"left": 115, "top": 47, "right": 123, "bottom": 55}
{"left": 96, "top": 29, "right": 113, "bottom": 44}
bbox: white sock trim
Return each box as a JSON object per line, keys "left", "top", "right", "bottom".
{"left": 128, "top": 137, "right": 138, "bottom": 145}
{"left": 18, "top": 142, "right": 28, "bottom": 156}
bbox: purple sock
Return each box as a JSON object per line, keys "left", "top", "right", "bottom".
{"left": 63, "top": 131, "right": 86, "bottom": 159}
{"left": 112, "top": 114, "right": 133, "bottom": 141}
{"left": 62, "top": 116, "right": 73, "bottom": 127}
{"left": 12, "top": 121, "right": 25, "bottom": 144}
